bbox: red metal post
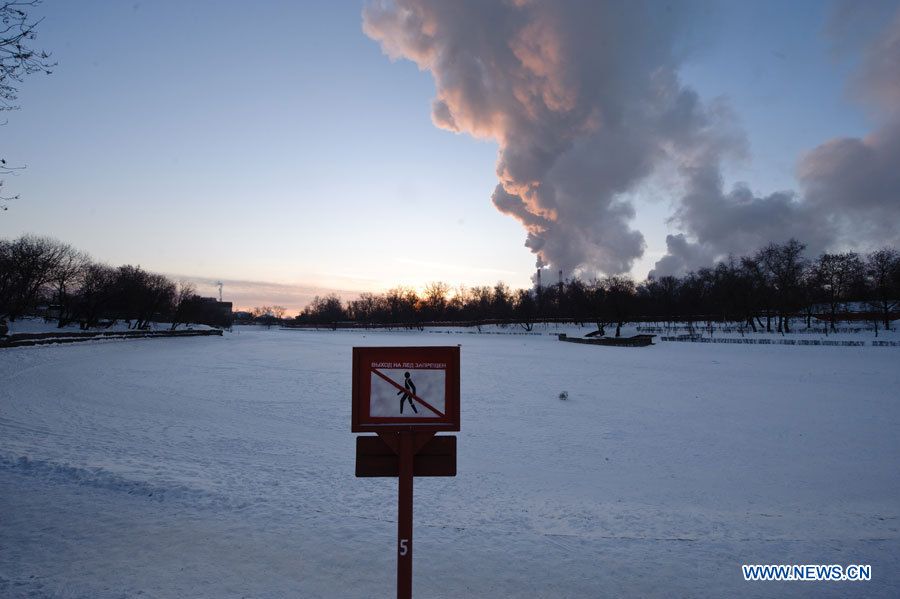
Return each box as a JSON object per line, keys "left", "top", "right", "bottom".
{"left": 397, "top": 431, "right": 414, "bottom": 599}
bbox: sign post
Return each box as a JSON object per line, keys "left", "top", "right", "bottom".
{"left": 352, "top": 346, "right": 460, "bottom": 599}
{"left": 397, "top": 431, "right": 413, "bottom": 599}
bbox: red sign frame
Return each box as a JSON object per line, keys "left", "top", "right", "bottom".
{"left": 352, "top": 346, "right": 460, "bottom": 433}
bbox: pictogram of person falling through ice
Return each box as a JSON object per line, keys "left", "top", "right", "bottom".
{"left": 397, "top": 371, "right": 418, "bottom": 414}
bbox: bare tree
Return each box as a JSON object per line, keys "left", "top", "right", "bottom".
{"left": 170, "top": 281, "right": 197, "bottom": 330}
{"left": 759, "top": 239, "right": 807, "bottom": 333}
{"left": 444, "top": 285, "right": 467, "bottom": 321}
{"left": 601, "top": 275, "right": 636, "bottom": 337}
{"left": 814, "top": 252, "right": 864, "bottom": 332}
{"left": 565, "top": 277, "right": 590, "bottom": 324}
{"left": 136, "top": 273, "right": 174, "bottom": 329}
{"left": 1, "top": 234, "right": 66, "bottom": 318}
{"left": 1, "top": 1, "right": 55, "bottom": 209}
{"left": 422, "top": 281, "right": 450, "bottom": 321}
{"left": 384, "top": 286, "right": 419, "bottom": 326}
{"left": 250, "top": 306, "right": 271, "bottom": 319}
{"left": 49, "top": 243, "right": 88, "bottom": 327}
{"left": 251, "top": 305, "right": 276, "bottom": 328}
{"left": 741, "top": 254, "right": 770, "bottom": 332}
{"left": 347, "top": 292, "right": 383, "bottom": 325}
{"left": 866, "top": 247, "right": 900, "bottom": 331}
{"left": 512, "top": 287, "right": 536, "bottom": 331}
{"left": 468, "top": 286, "right": 492, "bottom": 322}
{"left": 109, "top": 265, "right": 175, "bottom": 329}
{"left": 301, "top": 295, "right": 343, "bottom": 329}
{"left": 587, "top": 278, "right": 611, "bottom": 336}
{"left": 0, "top": 237, "right": 12, "bottom": 315}
{"left": 491, "top": 281, "right": 513, "bottom": 320}
{"left": 76, "top": 262, "right": 116, "bottom": 329}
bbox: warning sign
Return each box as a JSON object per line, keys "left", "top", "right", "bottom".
{"left": 352, "top": 346, "right": 460, "bottom": 432}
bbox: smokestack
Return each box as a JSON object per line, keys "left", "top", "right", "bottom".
{"left": 558, "top": 269, "right": 563, "bottom": 294}
{"left": 536, "top": 268, "right": 542, "bottom": 291}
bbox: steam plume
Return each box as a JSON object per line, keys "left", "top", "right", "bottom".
{"left": 364, "top": 1, "right": 900, "bottom": 280}
{"left": 652, "top": 4, "right": 900, "bottom": 276}
{"left": 364, "top": 0, "right": 711, "bottom": 276}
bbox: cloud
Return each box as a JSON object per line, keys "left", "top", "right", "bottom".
{"left": 649, "top": 233, "right": 715, "bottom": 278}
{"left": 650, "top": 158, "right": 836, "bottom": 278}
{"left": 366, "top": 1, "right": 900, "bottom": 280}
{"left": 652, "top": 5, "right": 900, "bottom": 276}
{"left": 799, "top": 120, "right": 900, "bottom": 247}
{"left": 792, "top": 8, "right": 900, "bottom": 249}
{"left": 168, "top": 275, "right": 363, "bottom": 316}
{"left": 827, "top": 0, "right": 900, "bottom": 116}
{"left": 856, "top": 11, "right": 900, "bottom": 116}
{"left": 363, "top": 0, "right": 714, "bottom": 276}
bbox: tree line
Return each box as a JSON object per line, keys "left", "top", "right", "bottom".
{"left": 0, "top": 235, "right": 232, "bottom": 330}
{"left": 5, "top": 235, "right": 897, "bottom": 335}
{"left": 295, "top": 240, "right": 900, "bottom": 335}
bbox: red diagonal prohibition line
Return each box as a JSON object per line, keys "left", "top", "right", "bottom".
{"left": 371, "top": 368, "right": 445, "bottom": 417}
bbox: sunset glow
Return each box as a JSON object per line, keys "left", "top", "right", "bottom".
{"left": 2, "top": 1, "right": 897, "bottom": 313}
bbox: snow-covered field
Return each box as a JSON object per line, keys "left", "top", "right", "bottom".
{"left": 1, "top": 326, "right": 898, "bottom": 598}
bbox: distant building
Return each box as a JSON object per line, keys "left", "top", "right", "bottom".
{"left": 178, "top": 296, "right": 233, "bottom": 328}
{"left": 198, "top": 297, "right": 233, "bottom": 319}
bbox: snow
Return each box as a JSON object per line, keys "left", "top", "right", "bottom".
{"left": 4, "top": 317, "right": 213, "bottom": 336}
{"left": 1, "top": 326, "right": 898, "bottom": 597}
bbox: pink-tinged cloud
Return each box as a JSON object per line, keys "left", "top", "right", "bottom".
{"left": 170, "top": 275, "right": 363, "bottom": 316}
{"left": 364, "top": 0, "right": 719, "bottom": 277}
{"left": 855, "top": 8, "right": 900, "bottom": 117}
{"left": 799, "top": 121, "right": 900, "bottom": 247}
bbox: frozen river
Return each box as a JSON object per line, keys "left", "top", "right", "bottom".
{"left": 1, "top": 326, "right": 898, "bottom": 597}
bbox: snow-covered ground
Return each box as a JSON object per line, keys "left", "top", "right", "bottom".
{"left": 1, "top": 327, "right": 898, "bottom": 597}
{"left": 4, "top": 317, "right": 212, "bottom": 336}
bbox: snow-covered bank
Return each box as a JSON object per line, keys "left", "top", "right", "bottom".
{"left": 1, "top": 329, "right": 898, "bottom": 597}
{"left": 3, "top": 317, "right": 215, "bottom": 336}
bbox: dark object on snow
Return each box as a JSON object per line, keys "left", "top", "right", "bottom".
{"left": 558, "top": 391, "right": 568, "bottom": 400}
{"left": 558, "top": 333, "right": 655, "bottom": 347}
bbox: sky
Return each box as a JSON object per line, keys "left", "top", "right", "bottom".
{"left": 1, "top": 0, "right": 897, "bottom": 313}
